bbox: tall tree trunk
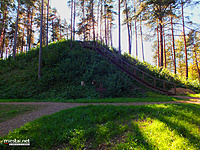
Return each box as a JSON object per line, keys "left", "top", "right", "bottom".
{"left": 163, "top": 28, "right": 166, "bottom": 68}
{"left": 157, "top": 26, "right": 160, "bottom": 67}
{"left": 21, "top": 30, "right": 24, "bottom": 53}
{"left": 140, "top": 19, "right": 144, "bottom": 61}
{"left": 6, "top": 48, "right": 8, "bottom": 59}
{"left": 135, "top": 19, "right": 138, "bottom": 57}
{"left": 92, "top": 0, "right": 95, "bottom": 42}
{"left": 105, "top": 3, "right": 107, "bottom": 46}
{"left": 71, "top": 0, "right": 73, "bottom": 42}
{"left": 29, "top": 8, "right": 33, "bottom": 50}
{"left": 125, "top": 0, "right": 131, "bottom": 55}
{"left": 0, "top": 6, "right": 7, "bottom": 58}
{"left": 0, "top": 4, "right": 3, "bottom": 45}
{"left": 159, "top": 18, "right": 163, "bottom": 67}
{"left": 73, "top": 0, "right": 76, "bottom": 40}
{"left": 1, "top": 28, "right": 6, "bottom": 58}
{"left": 60, "top": 23, "right": 62, "bottom": 40}
{"left": 139, "top": 0, "right": 144, "bottom": 61}
{"left": 46, "top": 0, "right": 49, "bottom": 46}
{"left": 110, "top": 22, "right": 113, "bottom": 47}
{"left": 52, "top": 19, "right": 54, "bottom": 41}
{"left": 171, "top": 16, "right": 176, "bottom": 74}
{"left": 100, "top": 0, "right": 103, "bottom": 43}
{"left": 194, "top": 45, "right": 200, "bottom": 83}
{"left": 96, "top": 2, "right": 99, "bottom": 41}
{"left": 134, "top": 1, "right": 138, "bottom": 57}
{"left": 83, "top": 0, "right": 85, "bottom": 43}
{"left": 13, "top": 0, "right": 20, "bottom": 61}
{"left": 38, "top": 0, "right": 44, "bottom": 80}
{"left": 181, "top": 0, "right": 188, "bottom": 79}
{"left": 27, "top": 7, "right": 30, "bottom": 51}
{"left": 118, "top": 0, "right": 121, "bottom": 54}
{"left": 107, "top": 19, "right": 109, "bottom": 45}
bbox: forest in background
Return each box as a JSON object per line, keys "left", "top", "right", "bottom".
{"left": 0, "top": 0, "right": 200, "bottom": 84}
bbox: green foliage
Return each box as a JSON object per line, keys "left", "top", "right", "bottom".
{"left": 120, "top": 53, "right": 200, "bottom": 93}
{"left": 1, "top": 39, "right": 199, "bottom": 100}
{"left": 0, "top": 40, "right": 147, "bottom": 100}
{"left": 0, "top": 105, "right": 42, "bottom": 123}
{"left": 0, "top": 104, "right": 199, "bottom": 149}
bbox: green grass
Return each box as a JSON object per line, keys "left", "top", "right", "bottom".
{"left": 0, "top": 105, "right": 43, "bottom": 123}
{"left": 0, "top": 93, "right": 181, "bottom": 103}
{"left": 1, "top": 40, "right": 199, "bottom": 100}
{"left": 187, "top": 93, "right": 200, "bottom": 98}
{"left": 0, "top": 40, "right": 150, "bottom": 100}
{"left": 0, "top": 104, "right": 199, "bottom": 149}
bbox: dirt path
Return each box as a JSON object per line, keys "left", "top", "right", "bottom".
{"left": 0, "top": 100, "right": 199, "bottom": 137}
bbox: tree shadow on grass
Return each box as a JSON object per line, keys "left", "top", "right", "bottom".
{"left": 141, "top": 104, "right": 200, "bottom": 149}
{"left": 0, "top": 104, "right": 200, "bottom": 149}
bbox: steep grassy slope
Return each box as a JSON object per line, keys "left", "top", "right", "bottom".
{"left": 0, "top": 40, "right": 148, "bottom": 99}
{"left": 118, "top": 51, "right": 200, "bottom": 93}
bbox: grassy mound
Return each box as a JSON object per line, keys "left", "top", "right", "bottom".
{"left": 0, "top": 40, "right": 147, "bottom": 100}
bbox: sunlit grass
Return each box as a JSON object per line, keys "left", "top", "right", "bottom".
{"left": 0, "top": 103, "right": 199, "bottom": 149}
{"left": 187, "top": 93, "right": 200, "bottom": 98}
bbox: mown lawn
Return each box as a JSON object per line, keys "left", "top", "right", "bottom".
{"left": 0, "top": 105, "right": 43, "bottom": 123}
{"left": 0, "top": 103, "right": 199, "bottom": 150}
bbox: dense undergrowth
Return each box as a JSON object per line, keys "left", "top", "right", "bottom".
{"left": 0, "top": 40, "right": 147, "bottom": 99}
{"left": 119, "top": 53, "right": 200, "bottom": 93}
{"left": 0, "top": 39, "right": 199, "bottom": 100}
{"left": 97, "top": 42, "right": 199, "bottom": 93}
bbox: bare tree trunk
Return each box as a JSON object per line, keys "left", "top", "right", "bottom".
{"left": 46, "top": 0, "right": 49, "bottom": 46}
{"left": 139, "top": 0, "right": 144, "bottom": 61}
{"left": 29, "top": 8, "right": 33, "bottom": 50}
{"left": 27, "top": 7, "right": 31, "bottom": 51}
{"left": 135, "top": 19, "right": 138, "bottom": 58}
{"left": 171, "top": 16, "right": 176, "bottom": 74}
{"left": 163, "top": 28, "right": 166, "bottom": 68}
{"left": 181, "top": 0, "right": 188, "bottom": 79}
{"left": 21, "top": 30, "right": 24, "bottom": 53}
{"left": 73, "top": 0, "right": 76, "bottom": 40}
{"left": 0, "top": 6, "right": 7, "bottom": 59}
{"left": 52, "top": 19, "right": 54, "bottom": 41}
{"left": 110, "top": 21, "right": 113, "bottom": 47}
{"left": 134, "top": 1, "right": 138, "bottom": 57}
{"left": 100, "top": 0, "right": 103, "bottom": 43}
{"left": 140, "top": 19, "right": 144, "bottom": 61}
{"left": 157, "top": 27, "right": 160, "bottom": 67}
{"left": 38, "top": 0, "right": 44, "bottom": 80}
{"left": 71, "top": 0, "right": 73, "bottom": 42}
{"left": 83, "top": 0, "right": 85, "bottom": 43}
{"left": 92, "top": 0, "right": 95, "bottom": 42}
{"left": 194, "top": 45, "right": 200, "bottom": 83}
{"left": 1, "top": 28, "right": 6, "bottom": 58}
{"left": 13, "top": 0, "right": 20, "bottom": 61}
{"left": 118, "top": 0, "right": 121, "bottom": 54}
{"left": 107, "top": 19, "right": 109, "bottom": 45}
{"left": 6, "top": 48, "right": 7, "bottom": 59}
{"left": 125, "top": 0, "right": 131, "bottom": 55}
{"left": 96, "top": 2, "right": 99, "bottom": 41}
{"left": 105, "top": 3, "right": 107, "bottom": 46}
{"left": 159, "top": 18, "right": 163, "bottom": 67}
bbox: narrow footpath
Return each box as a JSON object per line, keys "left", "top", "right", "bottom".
{"left": 0, "top": 99, "right": 199, "bottom": 137}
